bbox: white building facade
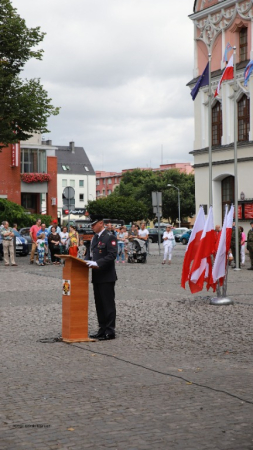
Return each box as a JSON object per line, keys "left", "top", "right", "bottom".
{"left": 55, "top": 141, "right": 96, "bottom": 222}
{"left": 189, "top": 0, "right": 253, "bottom": 231}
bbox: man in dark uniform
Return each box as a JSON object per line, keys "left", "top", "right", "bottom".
{"left": 247, "top": 220, "right": 253, "bottom": 270}
{"left": 85, "top": 216, "right": 117, "bottom": 340}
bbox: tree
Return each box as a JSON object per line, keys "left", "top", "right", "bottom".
{"left": 87, "top": 196, "right": 148, "bottom": 224}
{"left": 0, "top": 0, "right": 59, "bottom": 146}
{"left": 113, "top": 169, "right": 195, "bottom": 223}
{"left": 0, "top": 199, "right": 52, "bottom": 228}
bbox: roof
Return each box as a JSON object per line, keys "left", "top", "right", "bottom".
{"left": 56, "top": 145, "right": 95, "bottom": 176}
{"left": 193, "top": 0, "right": 227, "bottom": 14}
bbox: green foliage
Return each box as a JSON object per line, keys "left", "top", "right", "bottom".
{"left": 113, "top": 169, "right": 195, "bottom": 223}
{"left": 0, "top": 0, "right": 59, "bottom": 146}
{"left": 87, "top": 196, "right": 148, "bottom": 224}
{"left": 0, "top": 199, "right": 52, "bottom": 228}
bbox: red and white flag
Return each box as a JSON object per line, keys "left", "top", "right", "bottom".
{"left": 189, "top": 206, "right": 215, "bottom": 293}
{"left": 181, "top": 206, "right": 205, "bottom": 289}
{"left": 212, "top": 205, "right": 234, "bottom": 284}
{"left": 214, "top": 54, "right": 234, "bottom": 97}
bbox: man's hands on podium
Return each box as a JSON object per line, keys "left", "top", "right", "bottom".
{"left": 86, "top": 260, "right": 98, "bottom": 268}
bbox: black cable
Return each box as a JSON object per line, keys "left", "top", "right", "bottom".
{"left": 66, "top": 342, "right": 253, "bottom": 406}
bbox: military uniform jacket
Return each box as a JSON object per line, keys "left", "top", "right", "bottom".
{"left": 86, "top": 229, "right": 117, "bottom": 283}
{"left": 247, "top": 229, "right": 253, "bottom": 251}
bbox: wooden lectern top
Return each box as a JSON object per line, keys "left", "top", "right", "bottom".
{"left": 56, "top": 254, "right": 89, "bottom": 266}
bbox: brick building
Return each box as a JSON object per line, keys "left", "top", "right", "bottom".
{"left": 0, "top": 133, "right": 58, "bottom": 219}
{"left": 95, "top": 163, "right": 193, "bottom": 197}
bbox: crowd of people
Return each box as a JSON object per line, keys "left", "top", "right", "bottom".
{"left": 28, "top": 219, "right": 84, "bottom": 266}
{"left": 1, "top": 218, "right": 253, "bottom": 270}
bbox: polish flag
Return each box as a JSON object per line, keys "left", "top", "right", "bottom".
{"left": 226, "top": 205, "right": 234, "bottom": 253}
{"left": 214, "top": 54, "right": 234, "bottom": 97}
{"left": 181, "top": 207, "right": 205, "bottom": 289}
{"left": 212, "top": 205, "right": 234, "bottom": 284}
{"left": 189, "top": 206, "right": 215, "bottom": 293}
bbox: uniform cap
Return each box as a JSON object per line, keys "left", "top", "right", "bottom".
{"left": 53, "top": 219, "right": 58, "bottom": 224}
{"left": 90, "top": 215, "right": 104, "bottom": 226}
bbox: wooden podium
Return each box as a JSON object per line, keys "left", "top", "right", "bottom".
{"left": 58, "top": 255, "right": 95, "bottom": 343}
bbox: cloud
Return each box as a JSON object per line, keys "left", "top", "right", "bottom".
{"left": 13, "top": 0, "right": 195, "bottom": 172}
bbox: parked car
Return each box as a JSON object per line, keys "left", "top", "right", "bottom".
{"left": 173, "top": 227, "right": 189, "bottom": 242}
{"left": 180, "top": 229, "right": 192, "bottom": 245}
{"left": 19, "top": 227, "right": 33, "bottom": 253}
{"left": 148, "top": 228, "right": 164, "bottom": 244}
{"left": 13, "top": 230, "right": 29, "bottom": 256}
{"left": 0, "top": 229, "right": 29, "bottom": 257}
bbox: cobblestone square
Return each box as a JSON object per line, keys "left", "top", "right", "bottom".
{"left": 0, "top": 244, "right": 253, "bottom": 449}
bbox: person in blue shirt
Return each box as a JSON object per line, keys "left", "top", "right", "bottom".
{"left": 37, "top": 223, "right": 50, "bottom": 264}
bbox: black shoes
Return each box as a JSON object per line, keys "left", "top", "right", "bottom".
{"left": 247, "top": 267, "right": 253, "bottom": 270}
{"left": 89, "top": 329, "right": 105, "bottom": 339}
{"left": 98, "top": 333, "right": 115, "bottom": 341}
{"left": 89, "top": 330, "right": 115, "bottom": 340}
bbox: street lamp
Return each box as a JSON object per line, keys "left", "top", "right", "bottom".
{"left": 167, "top": 184, "right": 181, "bottom": 228}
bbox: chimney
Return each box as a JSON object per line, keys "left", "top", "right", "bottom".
{"left": 46, "top": 140, "right": 52, "bottom": 146}
{"left": 70, "top": 141, "right": 75, "bottom": 153}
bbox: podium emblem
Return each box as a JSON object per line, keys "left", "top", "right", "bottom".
{"left": 62, "top": 279, "right": 71, "bottom": 296}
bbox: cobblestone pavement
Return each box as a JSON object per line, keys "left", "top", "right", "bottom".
{"left": 0, "top": 244, "right": 253, "bottom": 450}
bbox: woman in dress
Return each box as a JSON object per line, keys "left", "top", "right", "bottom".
{"left": 68, "top": 225, "right": 79, "bottom": 257}
{"left": 240, "top": 226, "right": 246, "bottom": 266}
{"left": 162, "top": 224, "right": 175, "bottom": 265}
{"left": 48, "top": 226, "right": 61, "bottom": 264}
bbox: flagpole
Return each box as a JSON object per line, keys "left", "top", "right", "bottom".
{"left": 208, "top": 52, "right": 212, "bottom": 208}
{"left": 233, "top": 46, "right": 240, "bottom": 271}
{"left": 210, "top": 203, "right": 234, "bottom": 305}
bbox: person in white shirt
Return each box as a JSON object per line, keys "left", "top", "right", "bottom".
{"left": 138, "top": 223, "right": 149, "bottom": 252}
{"left": 59, "top": 226, "right": 69, "bottom": 255}
{"left": 162, "top": 224, "right": 175, "bottom": 265}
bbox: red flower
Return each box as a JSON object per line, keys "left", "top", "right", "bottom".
{"left": 21, "top": 173, "right": 52, "bottom": 183}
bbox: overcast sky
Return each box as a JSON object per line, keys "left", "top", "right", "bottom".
{"left": 12, "top": 0, "right": 195, "bottom": 173}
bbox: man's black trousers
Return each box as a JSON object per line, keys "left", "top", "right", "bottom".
{"left": 93, "top": 282, "right": 116, "bottom": 335}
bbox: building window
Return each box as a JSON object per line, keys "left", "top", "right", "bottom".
{"left": 222, "top": 176, "right": 234, "bottom": 221}
{"left": 108, "top": 178, "right": 112, "bottom": 184}
{"left": 62, "top": 164, "right": 70, "bottom": 171}
{"left": 239, "top": 28, "right": 247, "bottom": 62}
{"left": 70, "top": 180, "right": 75, "bottom": 187}
{"left": 102, "top": 189, "right": 105, "bottom": 195}
{"left": 212, "top": 102, "right": 222, "bottom": 146}
{"left": 79, "top": 194, "right": 84, "bottom": 202}
{"left": 108, "top": 189, "right": 112, "bottom": 195}
{"left": 79, "top": 180, "right": 84, "bottom": 187}
{"left": 84, "top": 166, "right": 89, "bottom": 171}
{"left": 103, "top": 179, "right": 106, "bottom": 184}
{"left": 21, "top": 149, "right": 47, "bottom": 173}
{"left": 96, "top": 179, "right": 100, "bottom": 185}
{"left": 96, "top": 191, "right": 100, "bottom": 196}
{"left": 238, "top": 95, "right": 250, "bottom": 142}
{"left": 62, "top": 179, "right": 67, "bottom": 187}
{"left": 115, "top": 177, "right": 117, "bottom": 183}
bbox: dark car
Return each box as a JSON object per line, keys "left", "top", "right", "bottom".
{"left": 148, "top": 228, "right": 164, "bottom": 244}
{"left": 0, "top": 229, "right": 29, "bottom": 257}
{"left": 173, "top": 227, "right": 189, "bottom": 242}
{"left": 13, "top": 230, "right": 29, "bottom": 256}
{"left": 180, "top": 230, "right": 192, "bottom": 245}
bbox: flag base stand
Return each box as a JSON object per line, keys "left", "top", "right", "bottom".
{"left": 210, "top": 296, "right": 234, "bottom": 306}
